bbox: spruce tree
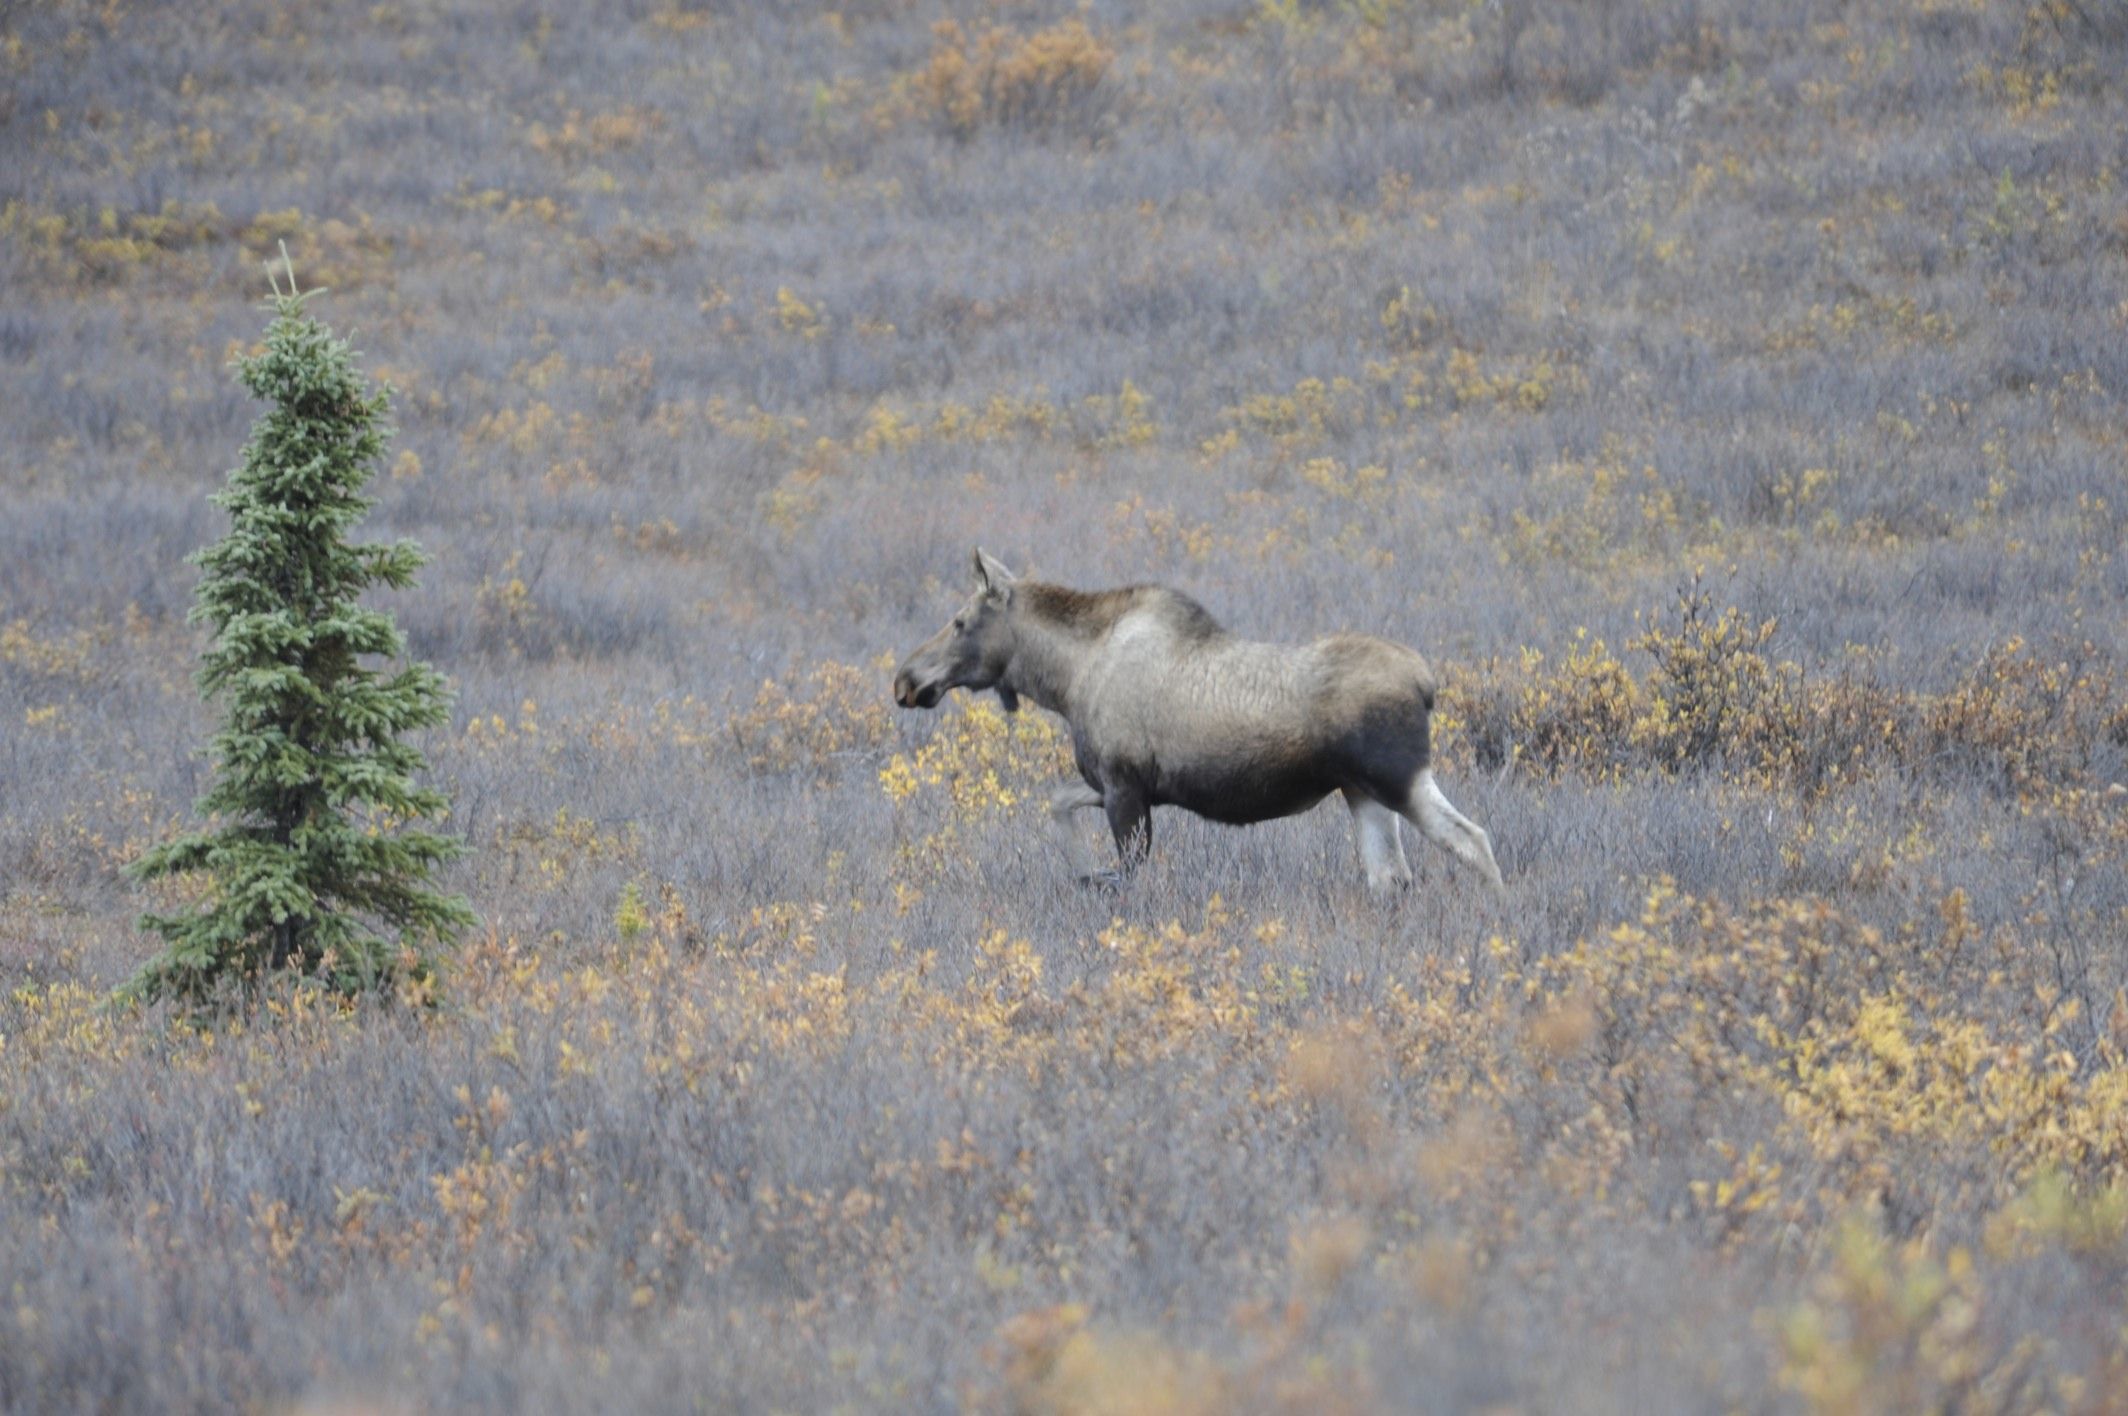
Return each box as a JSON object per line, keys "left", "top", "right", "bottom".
{"left": 128, "top": 260, "right": 475, "bottom": 1003}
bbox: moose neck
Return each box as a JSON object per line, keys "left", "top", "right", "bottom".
{"left": 1001, "top": 583, "right": 1131, "bottom": 719}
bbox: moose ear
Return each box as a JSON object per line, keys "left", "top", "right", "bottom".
{"left": 973, "top": 547, "right": 1018, "bottom": 601}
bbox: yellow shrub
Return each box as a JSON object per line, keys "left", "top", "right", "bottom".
{"left": 729, "top": 660, "right": 897, "bottom": 777}
{"left": 1450, "top": 584, "right": 2121, "bottom": 798}
{"left": 916, "top": 19, "right": 1115, "bottom": 137}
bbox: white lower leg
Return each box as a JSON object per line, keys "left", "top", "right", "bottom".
{"left": 1048, "top": 781, "right": 1106, "bottom": 879}
{"left": 1344, "top": 790, "right": 1413, "bottom": 891}
{"left": 1407, "top": 769, "right": 1504, "bottom": 889}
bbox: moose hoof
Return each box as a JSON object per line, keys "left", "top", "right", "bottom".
{"left": 1076, "top": 869, "right": 1125, "bottom": 891}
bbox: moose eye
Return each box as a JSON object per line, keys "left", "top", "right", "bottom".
{"left": 951, "top": 617, "right": 967, "bottom": 633}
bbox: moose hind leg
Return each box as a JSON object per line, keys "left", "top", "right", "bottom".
{"left": 1403, "top": 769, "right": 1504, "bottom": 890}
{"left": 1342, "top": 788, "right": 1412, "bottom": 892}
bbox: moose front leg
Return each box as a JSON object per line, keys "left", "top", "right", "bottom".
{"left": 1103, "top": 783, "right": 1152, "bottom": 876}
{"left": 1047, "top": 780, "right": 1106, "bottom": 881}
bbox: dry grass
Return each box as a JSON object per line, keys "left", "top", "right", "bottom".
{"left": 3, "top": 0, "right": 2127, "bottom": 1410}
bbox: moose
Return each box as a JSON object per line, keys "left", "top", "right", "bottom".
{"left": 893, "top": 551, "right": 1503, "bottom": 894}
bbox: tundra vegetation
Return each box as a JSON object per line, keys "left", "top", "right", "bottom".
{"left": 2, "top": 0, "right": 2126, "bottom": 1411}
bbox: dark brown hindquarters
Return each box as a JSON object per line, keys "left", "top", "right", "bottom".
{"left": 1326, "top": 686, "right": 1434, "bottom": 813}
